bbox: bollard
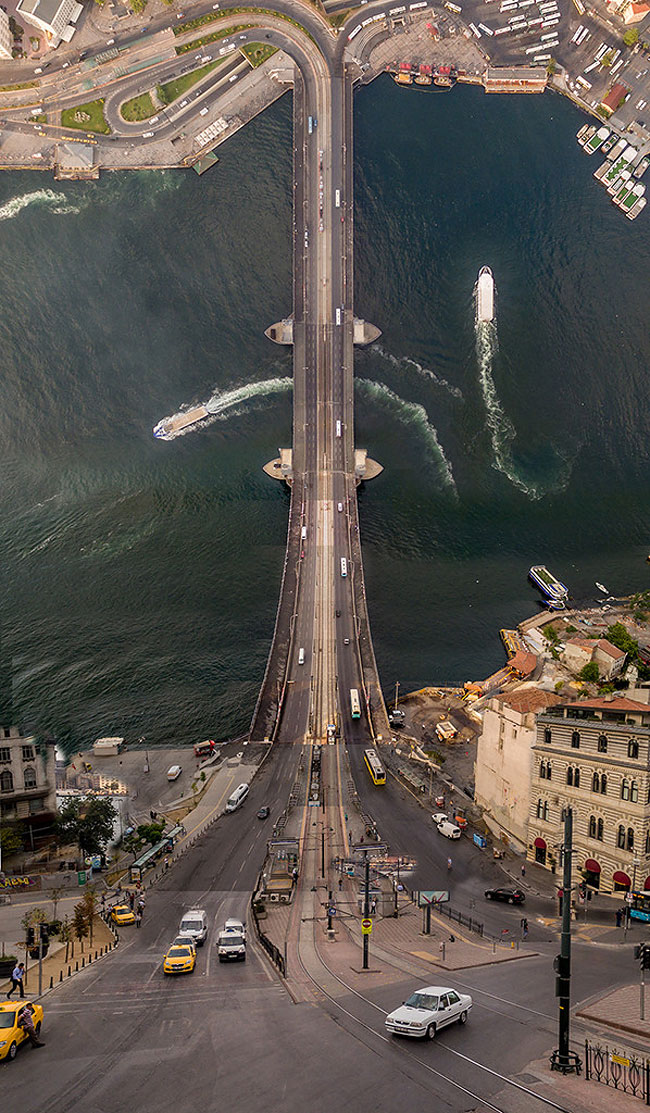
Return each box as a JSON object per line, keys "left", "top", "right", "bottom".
{"left": 59, "top": 970, "right": 63, "bottom": 982}
{"left": 49, "top": 976, "right": 53, "bottom": 989}
{"left": 75, "top": 961, "right": 79, "bottom": 972}
{"left": 95, "top": 950, "right": 98, "bottom": 960}
{"left": 88, "top": 955, "right": 92, "bottom": 964}
{"left": 68, "top": 965, "right": 72, "bottom": 977}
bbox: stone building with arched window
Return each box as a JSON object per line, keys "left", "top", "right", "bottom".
{"left": 0, "top": 726, "right": 56, "bottom": 848}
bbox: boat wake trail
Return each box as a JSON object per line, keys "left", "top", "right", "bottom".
{"left": 372, "top": 345, "right": 463, "bottom": 400}
{"left": 357, "top": 378, "right": 457, "bottom": 493}
{"left": 159, "top": 377, "right": 293, "bottom": 439}
{"left": 474, "top": 318, "right": 541, "bottom": 500}
{"left": 0, "top": 189, "right": 81, "bottom": 222}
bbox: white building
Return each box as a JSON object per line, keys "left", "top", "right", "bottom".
{"left": 563, "top": 637, "right": 626, "bottom": 681}
{"left": 16, "top": 0, "right": 83, "bottom": 47}
{"left": 475, "top": 688, "right": 564, "bottom": 850}
{"left": 0, "top": 726, "right": 57, "bottom": 849}
{"left": 0, "top": 8, "right": 13, "bottom": 59}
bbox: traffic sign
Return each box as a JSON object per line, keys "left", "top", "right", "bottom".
{"left": 361, "top": 918, "right": 373, "bottom": 934}
{"left": 327, "top": 907, "right": 337, "bottom": 917}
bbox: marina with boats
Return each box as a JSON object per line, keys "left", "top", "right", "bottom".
{"left": 577, "top": 125, "right": 648, "bottom": 221}
{"left": 528, "top": 565, "right": 569, "bottom": 610}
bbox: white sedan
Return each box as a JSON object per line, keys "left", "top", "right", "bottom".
{"left": 386, "top": 985, "right": 472, "bottom": 1040}
{"left": 431, "top": 811, "right": 448, "bottom": 825}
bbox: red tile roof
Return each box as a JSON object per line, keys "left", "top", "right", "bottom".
{"left": 575, "top": 696, "right": 650, "bottom": 712}
{"left": 495, "top": 689, "right": 564, "bottom": 714}
{"left": 595, "top": 639, "right": 626, "bottom": 660}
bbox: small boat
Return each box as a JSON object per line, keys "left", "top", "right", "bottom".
{"left": 595, "top": 582, "right": 609, "bottom": 594}
{"left": 578, "top": 125, "right": 597, "bottom": 147}
{"left": 601, "top": 137, "right": 614, "bottom": 155}
{"left": 627, "top": 196, "right": 646, "bottom": 220}
{"left": 634, "top": 156, "right": 650, "bottom": 179}
{"left": 577, "top": 124, "right": 589, "bottom": 141}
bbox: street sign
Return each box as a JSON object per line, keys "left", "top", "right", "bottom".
{"left": 77, "top": 870, "right": 87, "bottom": 886}
{"left": 415, "top": 890, "right": 449, "bottom": 907}
{"left": 361, "top": 918, "right": 372, "bottom": 935}
{"left": 611, "top": 1054, "right": 630, "bottom": 1067}
{"left": 350, "top": 843, "right": 388, "bottom": 856}
{"left": 328, "top": 907, "right": 337, "bottom": 917}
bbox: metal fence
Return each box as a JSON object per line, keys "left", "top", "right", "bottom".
{"left": 585, "top": 1040, "right": 650, "bottom": 1104}
{"left": 439, "top": 904, "right": 485, "bottom": 937}
{"left": 251, "top": 902, "right": 286, "bottom": 978}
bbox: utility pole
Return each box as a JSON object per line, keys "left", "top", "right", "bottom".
{"left": 363, "top": 852, "right": 370, "bottom": 970}
{"left": 394, "top": 680, "right": 399, "bottom": 712}
{"left": 550, "top": 808, "right": 581, "bottom": 1074}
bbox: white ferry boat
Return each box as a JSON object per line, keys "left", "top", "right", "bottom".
{"left": 627, "top": 196, "right": 647, "bottom": 220}
{"left": 153, "top": 405, "right": 209, "bottom": 440}
{"left": 528, "top": 565, "right": 569, "bottom": 604}
{"left": 476, "top": 266, "right": 495, "bottom": 322}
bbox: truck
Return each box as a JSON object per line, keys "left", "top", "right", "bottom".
{"left": 217, "top": 929, "right": 246, "bottom": 961}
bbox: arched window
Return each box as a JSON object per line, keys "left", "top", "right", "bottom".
{"left": 0, "top": 769, "right": 13, "bottom": 792}
{"left": 546, "top": 761, "right": 552, "bottom": 781}
{"left": 23, "top": 766, "right": 36, "bottom": 790}
{"left": 618, "top": 825, "right": 626, "bottom": 849}
{"left": 598, "top": 734, "right": 608, "bottom": 753}
{"left": 622, "top": 779, "right": 630, "bottom": 801}
{"left": 600, "top": 774, "right": 607, "bottom": 796}
{"left": 597, "top": 818, "right": 604, "bottom": 842}
{"left": 574, "top": 767, "right": 581, "bottom": 788}
{"left": 589, "top": 815, "right": 597, "bottom": 839}
{"left": 629, "top": 740, "right": 639, "bottom": 759}
{"left": 540, "top": 762, "right": 547, "bottom": 780}
{"left": 571, "top": 730, "right": 580, "bottom": 749}
{"left": 631, "top": 781, "right": 639, "bottom": 803}
{"left": 592, "top": 771, "right": 600, "bottom": 793}
{"left": 544, "top": 727, "right": 552, "bottom": 744}
{"left": 646, "top": 830, "right": 650, "bottom": 856}
{"left": 627, "top": 827, "right": 635, "bottom": 851}
{"left": 567, "top": 767, "right": 573, "bottom": 787}
{"left": 544, "top": 800, "right": 549, "bottom": 821}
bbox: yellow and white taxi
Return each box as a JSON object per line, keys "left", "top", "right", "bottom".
{"left": 111, "top": 904, "right": 136, "bottom": 925}
{"left": 0, "top": 1000, "right": 44, "bottom": 1062}
{"left": 163, "top": 944, "right": 196, "bottom": 975}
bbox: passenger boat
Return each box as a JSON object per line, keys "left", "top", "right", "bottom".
{"left": 578, "top": 125, "right": 596, "bottom": 147}
{"left": 528, "top": 565, "right": 569, "bottom": 604}
{"left": 634, "top": 156, "right": 650, "bottom": 179}
{"left": 415, "top": 63, "right": 433, "bottom": 84}
{"left": 394, "top": 62, "right": 413, "bottom": 85}
{"left": 576, "top": 124, "right": 589, "bottom": 141}
{"left": 627, "top": 196, "right": 647, "bottom": 220}
{"left": 601, "top": 136, "right": 615, "bottom": 155}
{"left": 595, "top": 582, "right": 609, "bottom": 594}
{"left": 434, "top": 65, "right": 456, "bottom": 86}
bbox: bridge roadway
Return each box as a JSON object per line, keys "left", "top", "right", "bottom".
{"left": 249, "top": 24, "right": 388, "bottom": 757}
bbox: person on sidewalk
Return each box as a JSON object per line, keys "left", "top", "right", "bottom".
{"left": 135, "top": 910, "right": 142, "bottom": 929}
{"left": 615, "top": 907, "right": 623, "bottom": 928}
{"left": 7, "top": 962, "right": 25, "bottom": 999}
{"left": 17, "top": 1004, "right": 44, "bottom": 1048}
{"left": 370, "top": 898, "right": 377, "bottom": 915}
{"left": 521, "top": 864, "right": 526, "bottom": 878}
{"left": 338, "top": 877, "right": 343, "bottom": 892}
{"left": 520, "top": 917, "right": 528, "bottom": 939}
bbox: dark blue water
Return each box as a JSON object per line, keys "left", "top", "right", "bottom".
{"left": 0, "top": 78, "right": 648, "bottom": 753}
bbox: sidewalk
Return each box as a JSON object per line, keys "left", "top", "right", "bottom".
{"left": 0, "top": 915, "right": 117, "bottom": 1000}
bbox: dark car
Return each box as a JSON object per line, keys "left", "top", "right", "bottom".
{"left": 257, "top": 806, "right": 270, "bottom": 820}
{"left": 485, "top": 887, "right": 525, "bottom": 905}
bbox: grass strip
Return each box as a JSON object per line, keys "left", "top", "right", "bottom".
{"left": 61, "top": 97, "right": 111, "bottom": 135}
{"left": 240, "top": 42, "right": 277, "bottom": 66}
{"left": 158, "top": 59, "right": 221, "bottom": 102}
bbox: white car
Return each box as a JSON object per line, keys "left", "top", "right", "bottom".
{"left": 431, "top": 811, "right": 448, "bottom": 825}
{"left": 386, "top": 985, "right": 472, "bottom": 1040}
{"left": 437, "top": 820, "right": 461, "bottom": 839}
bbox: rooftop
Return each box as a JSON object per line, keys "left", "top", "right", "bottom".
{"left": 495, "top": 689, "right": 564, "bottom": 715}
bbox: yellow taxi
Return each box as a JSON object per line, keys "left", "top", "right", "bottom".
{"left": 163, "top": 944, "right": 196, "bottom": 975}
{"left": 0, "top": 1000, "right": 44, "bottom": 1062}
{"left": 111, "top": 904, "right": 136, "bottom": 925}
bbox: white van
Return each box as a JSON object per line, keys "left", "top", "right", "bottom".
{"left": 437, "top": 819, "right": 462, "bottom": 840}
{"left": 301, "top": 525, "right": 307, "bottom": 540}
{"left": 167, "top": 765, "right": 182, "bottom": 781}
{"left": 298, "top": 647, "right": 305, "bottom": 665}
{"left": 178, "top": 909, "right": 208, "bottom": 945}
{"left": 340, "top": 557, "right": 347, "bottom": 577}
{"left": 225, "top": 783, "right": 249, "bottom": 812}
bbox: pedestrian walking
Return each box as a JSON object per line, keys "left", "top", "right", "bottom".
{"left": 164, "top": 856, "right": 170, "bottom": 871}
{"left": 338, "top": 877, "right": 343, "bottom": 892}
{"left": 135, "top": 911, "right": 142, "bottom": 929}
{"left": 291, "top": 866, "right": 298, "bottom": 888}
{"left": 616, "top": 907, "right": 623, "bottom": 928}
{"left": 7, "top": 962, "right": 25, "bottom": 999}
{"left": 370, "top": 897, "right": 377, "bottom": 915}
{"left": 129, "top": 892, "right": 135, "bottom": 911}
{"left": 17, "top": 1003, "right": 44, "bottom": 1048}
{"left": 521, "top": 864, "right": 526, "bottom": 878}
{"left": 520, "top": 917, "right": 528, "bottom": 939}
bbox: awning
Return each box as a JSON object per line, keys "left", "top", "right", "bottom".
{"left": 613, "top": 871, "right": 631, "bottom": 886}
{"left": 534, "top": 837, "right": 547, "bottom": 849}
{"left": 584, "top": 859, "right": 601, "bottom": 873}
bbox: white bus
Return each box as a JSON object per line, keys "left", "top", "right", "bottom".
{"left": 301, "top": 525, "right": 307, "bottom": 539}
{"left": 348, "top": 24, "right": 362, "bottom": 38}
{"left": 340, "top": 557, "right": 347, "bottom": 577}
{"left": 336, "top": 420, "right": 342, "bottom": 437}
{"left": 298, "top": 647, "right": 305, "bottom": 665}
{"left": 335, "top": 189, "right": 341, "bottom": 207}
{"left": 335, "top": 307, "right": 342, "bottom": 326}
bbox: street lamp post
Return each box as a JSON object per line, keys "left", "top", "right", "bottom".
{"left": 624, "top": 857, "right": 641, "bottom": 940}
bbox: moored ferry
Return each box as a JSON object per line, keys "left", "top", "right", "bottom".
{"left": 627, "top": 196, "right": 646, "bottom": 220}
{"left": 584, "top": 126, "right": 610, "bottom": 155}
{"left": 634, "top": 156, "right": 650, "bottom": 179}
{"left": 528, "top": 565, "right": 569, "bottom": 604}
{"left": 578, "top": 125, "right": 596, "bottom": 147}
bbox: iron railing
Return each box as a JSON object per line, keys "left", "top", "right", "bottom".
{"left": 585, "top": 1040, "right": 650, "bottom": 1104}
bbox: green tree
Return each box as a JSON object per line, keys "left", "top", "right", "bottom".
{"left": 579, "top": 661, "right": 600, "bottom": 683}
{"left": 56, "top": 797, "right": 116, "bottom": 859}
{"left": 546, "top": 58, "right": 557, "bottom": 75}
{"left": 48, "top": 884, "right": 66, "bottom": 924}
{"left": 135, "top": 821, "right": 165, "bottom": 848}
{"left": 543, "top": 623, "right": 559, "bottom": 644}
{"left": 601, "top": 50, "right": 614, "bottom": 67}
{"left": 0, "top": 820, "right": 24, "bottom": 858}
{"left": 606, "top": 622, "right": 637, "bottom": 657}
{"left": 624, "top": 27, "right": 640, "bottom": 46}
{"left": 81, "top": 887, "right": 99, "bottom": 945}
{"left": 73, "top": 900, "right": 89, "bottom": 953}
{"left": 59, "top": 915, "right": 73, "bottom": 962}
